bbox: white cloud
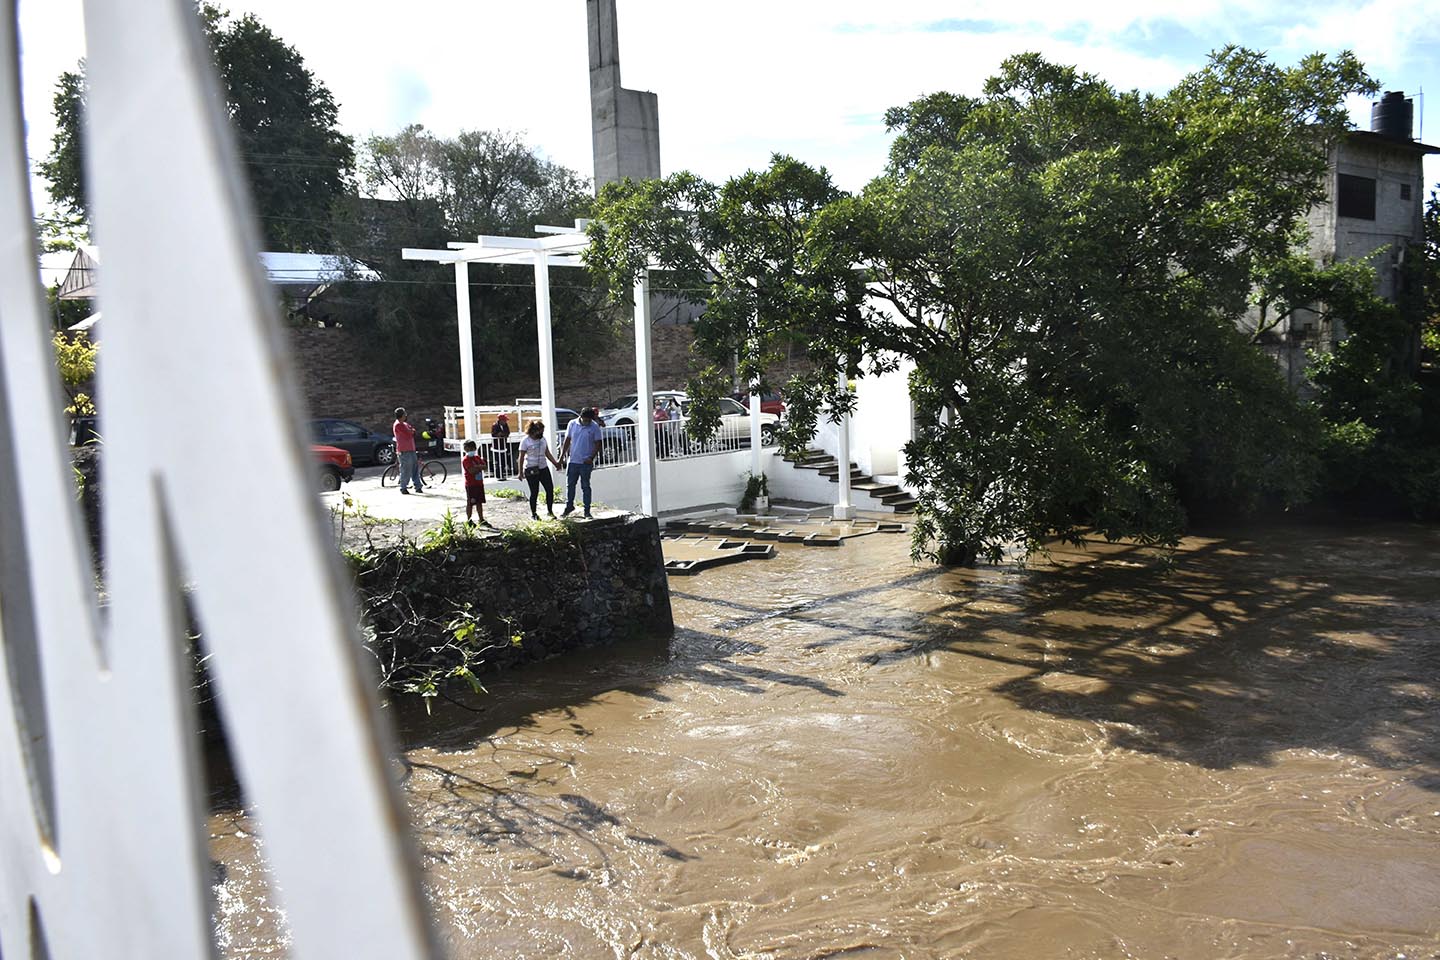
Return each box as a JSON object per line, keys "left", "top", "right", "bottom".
{"left": 16, "top": 0, "right": 1439, "bottom": 210}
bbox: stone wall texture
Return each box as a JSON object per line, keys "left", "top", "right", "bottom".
{"left": 289, "top": 322, "right": 811, "bottom": 431}
{"left": 351, "top": 514, "right": 673, "bottom": 685}
{"left": 289, "top": 324, "right": 704, "bottom": 431}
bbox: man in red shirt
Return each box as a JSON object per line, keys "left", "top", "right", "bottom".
{"left": 393, "top": 406, "right": 424, "bottom": 494}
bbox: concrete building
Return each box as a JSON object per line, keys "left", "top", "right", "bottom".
{"left": 588, "top": 0, "right": 660, "bottom": 190}
{"left": 1256, "top": 91, "right": 1438, "bottom": 386}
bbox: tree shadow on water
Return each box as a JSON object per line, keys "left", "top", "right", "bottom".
{"left": 876, "top": 525, "right": 1440, "bottom": 783}
{"left": 398, "top": 749, "right": 695, "bottom": 878}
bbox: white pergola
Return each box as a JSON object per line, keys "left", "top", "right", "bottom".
{"left": 404, "top": 222, "right": 675, "bottom": 516}
{"left": 402, "top": 224, "right": 857, "bottom": 519}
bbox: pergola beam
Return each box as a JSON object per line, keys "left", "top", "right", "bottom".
{"left": 400, "top": 223, "right": 664, "bottom": 517}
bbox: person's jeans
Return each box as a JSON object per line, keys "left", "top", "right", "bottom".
{"left": 525, "top": 466, "right": 554, "bottom": 515}
{"left": 565, "top": 461, "right": 593, "bottom": 512}
{"left": 398, "top": 450, "right": 423, "bottom": 491}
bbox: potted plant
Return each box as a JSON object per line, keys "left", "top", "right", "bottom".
{"left": 740, "top": 471, "right": 770, "bottom": 514}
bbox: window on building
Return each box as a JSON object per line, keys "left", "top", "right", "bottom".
{"left": 1400, "top": 183, "right": 1413, "bottom": 201}
{"left": 1337, "top": 174, "right": 1376, "bottom": 220}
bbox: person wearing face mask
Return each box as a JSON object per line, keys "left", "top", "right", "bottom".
{"left": 518, "top": 419, "right": 562, "bottom": 520}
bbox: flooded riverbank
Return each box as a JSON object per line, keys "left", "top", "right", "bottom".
{"left": 211, "top": 522, "right": 1440, "bottom": 958}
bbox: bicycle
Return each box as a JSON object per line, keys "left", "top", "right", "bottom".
{"left": 380, "top": 453, "right": 448, "bottom": 488}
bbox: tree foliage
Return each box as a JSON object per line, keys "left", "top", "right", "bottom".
{"left": 588, "top": 47, "right": 1376, "bottom": 564}
{"left": 1303, "top": 188, "right": 1440, "bottom": 517}
{"left": 52, "top": 332, "right": 97, "bottom": 416}
{"left": 329, "top": 126, "right": 612, "bottom": 382}
{"left": 38, "top": 2, "right": 353, "bottom": 252}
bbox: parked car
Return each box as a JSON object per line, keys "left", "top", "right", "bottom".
{"left": 308, "top": 418, "right": 395, "bottom": 465}
{"left": 598, "top": 392, "right": 779, "bottom": 451}
{"left": 729, "top": 390, "right": 784, "bottom": 417}
{"left": 695, "top": 396, "right": 781, "bottom": 445}
{"left": 312, "top": 444, "right": 354, "bottom": 492}
{"left": 598, "top": 391, "right": 688, "bottom": 427}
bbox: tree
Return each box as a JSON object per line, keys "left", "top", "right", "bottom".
{"left": 588, "top": 48, "right": 1374, "bottom": 564}
{"left": 329, "top": 126, "right": 610, "bottom": 382}
{"left": 1303, "top": 187, "right": 1440, "bottom": 516}
{"left": 52, "top": 332, "right": 97, "bottom": 416}
{"left": 38, "top": 2, "right": 353, "bottom": 252}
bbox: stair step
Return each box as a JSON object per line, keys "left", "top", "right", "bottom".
{"left": 880, "top": 491, "right": 915, "bottom": 505}
{"left": 854, "top": 483, "right": 900, "bottom": 497}
{"left": 888, "top": 499, "right": 917, "bottom": 513}
{"left": 817, "top": 462, "right": 860, "bottom": 476}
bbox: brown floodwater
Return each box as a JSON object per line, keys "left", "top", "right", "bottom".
{"left": 209, "top": 522, "right": 1440, "bottom": 958}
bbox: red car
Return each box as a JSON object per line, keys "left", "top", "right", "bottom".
{"left": 312, "top": 444, "right": 354, "bottom": 491}
{"left": 731, "top": 391, "right": 784, "bottom": 416}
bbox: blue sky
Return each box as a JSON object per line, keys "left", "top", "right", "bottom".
{"left": 18, "top": 0, "right": 1440, "bottom": 206}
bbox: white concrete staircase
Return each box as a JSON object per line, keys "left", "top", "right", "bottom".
{"left": 780, "top": 449, "right": 917, "bottom": 513}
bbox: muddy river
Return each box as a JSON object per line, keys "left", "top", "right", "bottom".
{"left": 211, "top": 523, "right": 1440, "bottom": 958}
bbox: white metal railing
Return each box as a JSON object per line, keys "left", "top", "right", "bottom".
{"left": 595, "top": 416, "right": 762, "bottom": 468}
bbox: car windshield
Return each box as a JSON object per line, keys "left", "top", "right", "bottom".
{"left": 608, "top": 395, "right": 637, "bottom": 410}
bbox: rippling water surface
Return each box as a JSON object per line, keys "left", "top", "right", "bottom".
{"left": 211, "top": 523, "right": 1440, "bottom": 958}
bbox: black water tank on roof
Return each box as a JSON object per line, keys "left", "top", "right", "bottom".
{"left": 1371, "top": 91, "right": 1413, "bottom": 140}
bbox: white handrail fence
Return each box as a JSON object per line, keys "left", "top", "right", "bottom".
{"left": 0, "top": 3, "right": 438, "bottom": 959}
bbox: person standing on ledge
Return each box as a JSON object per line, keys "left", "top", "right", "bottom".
{"left": 393, "top": 406, "right": 424, "bottom": 495}
{"left": 560, "top": 406, "right": 603, "bottom": 518}
{"left": 490, "top": 413, "right": 512, "bottom": 480}
{"left": 460, "top": 440, "right": 490, "bottom": 527}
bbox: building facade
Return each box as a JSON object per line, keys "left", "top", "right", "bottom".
{"left": 1256, "top": 92, "right": 1437, "bottom": 387}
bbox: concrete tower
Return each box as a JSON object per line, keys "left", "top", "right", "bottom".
{"left": 588, "top": 0, "right": 660, "bottom": 191}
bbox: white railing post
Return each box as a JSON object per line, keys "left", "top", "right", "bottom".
{"left": 633, "top": 271, "right": 657, "bottom": 515}
{"left": 834, "top": 368, "right": 855, "bottom": 520}
{"left": 0, "top": 1, "right": 439, "bottom": 957}
{"left": 749, "top": 384, "right": 762, "bottom": 478}
{"left": 455, "top": 259, "right": 478, "bottom": 444}
{"left": 533, "top": 252, "right": 559, "bottom": 450}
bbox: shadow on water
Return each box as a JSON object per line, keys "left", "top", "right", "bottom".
{"left": 866, "top": 523, "right": 1440, "bottom": 783}
{"left": 664, "top": 522, "right": 1440, "bottom": 785}
{"left": 388, "top": 623, "right": 844, "bottom": 758}
{"left": 398, "top": 750, "right": 696, "bottom": 873}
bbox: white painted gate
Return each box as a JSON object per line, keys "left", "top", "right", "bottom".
{"left": 0, "top": 1, "right": 438, "bottom": 957}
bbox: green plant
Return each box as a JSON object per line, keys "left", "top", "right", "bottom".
{"left": 740, "top": 471, "right": 769, "bottom": 511}
{"left": 418, "top": 510, "right": 477, "bottom": 552}
{"left": 491, "top": 487, "right": 526, "bottom": 500}
{"left": 499, "top": 517, "right": 575, "bottom": 547}
{"left": 52, "top": 332, "right": 97, "bottom": 416}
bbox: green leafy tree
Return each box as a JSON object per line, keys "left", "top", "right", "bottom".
{"left": 52, "top": 332, "right": 97, "bottom": 416}
{"left": 38, "top": 2, "right": 353, "bottom": 252}
{"left": 330, "top": 125, "right": 611, "bottom": 381}
{"left": 1303, "top": 187, "right": 1440, "bottom": 516}
{"left": 589, "top": 48, "right": 1373, "bottom": 564}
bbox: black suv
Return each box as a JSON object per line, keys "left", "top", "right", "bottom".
{"left": 308, "top": 418, "right": 396, "bottom": 466}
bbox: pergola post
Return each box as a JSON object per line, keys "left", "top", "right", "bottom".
{"left": 633, "top": 270, "right": 657, "bottom": 516}
{"left": 453, "top": 259, "right": 478, "bottom": 444}
{"left": 533, "top": 253, "right": 559, "bottom": 448}
{"left": 833, "top": 367, "right": 855, "bottom": 520}
{"left": 749, "top": 384, "right": 762, "bottom": 480}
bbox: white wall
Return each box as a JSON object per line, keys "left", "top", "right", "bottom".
{"left": 852, "top": 355, "right": 913, "bottom": 478}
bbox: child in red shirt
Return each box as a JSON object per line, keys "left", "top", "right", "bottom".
{"left": 461, "top": 440, "right": 490, "bottom": 527}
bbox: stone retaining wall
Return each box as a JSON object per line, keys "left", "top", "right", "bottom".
{"left": 350, "top": 514, "right": 673, "bottom": 686}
